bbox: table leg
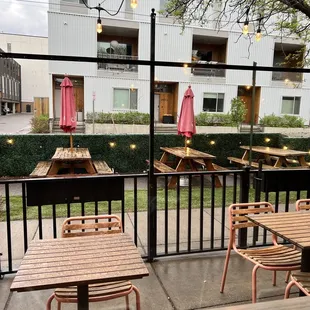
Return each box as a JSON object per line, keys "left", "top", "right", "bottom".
{"left": 203, "top": 159, "right": 221, "bottom": 188}
{"left": 298, "top": 156, "right": 309, "bottom": 167}
{"left": 77, "top": 284, "right": 89, "bottom": 310}
{"left": 160, "top": 152, "right": 169, "bottom": 164}
{"left": 168, "top": 159, "right": 186, "bottom": 189}
{"left": 298, "top": 248, "right": 310, "bottom": 296}
{"left": 241, "top": 150, "right": 249, "bottom": 161}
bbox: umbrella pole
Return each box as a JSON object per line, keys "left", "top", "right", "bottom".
{"left": 70, "top": 133, "right": 73, "bottom": 152}
{"left": 184, "top": 136, "right": 187, "bottom": 150}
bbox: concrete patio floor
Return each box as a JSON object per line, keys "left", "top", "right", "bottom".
{"left": 0, "top": 252, "right": 300, "bottom": 310}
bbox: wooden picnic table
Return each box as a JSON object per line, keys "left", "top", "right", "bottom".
{"left": 246, "top": 212, "right": 310, "bottom": 272}
{"left": 10, "top": 233, "right": 149, "bottom": 310}
{"left": 228, "top": 145, "right": 309, "bottom": 169}
{"left": 30, "top": 147, "right": 113, "bottom": 177}
{"left": 158, "top": 146, "right": 222, "bottom": 188}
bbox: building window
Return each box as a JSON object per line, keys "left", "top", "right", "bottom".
{"left": 281, "top": 96, "right": 301, "bottom": 114}
{"left": 113, "top": 88, "right": 138, "bottom": 110}
{"left": 203, "top": 93, "right": 224, "bottom": 112}
{"left": 62, "top": 0, "right": 87, "bottom": 4}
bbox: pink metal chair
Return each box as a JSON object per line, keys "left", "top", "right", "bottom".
{"left": 284, "top": 198, "right": 310, "bottom": 298}
{"left": 46, "top": 215, "right": 141, "bottom": 310}
{"left": 220, "top": 202, "right": 301, "bottom": 303}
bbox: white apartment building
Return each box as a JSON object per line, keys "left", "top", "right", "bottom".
{"left": 0, "top": 33, "right": 49, "bottom": 113}
{"left": 47, "top": 0, "right": 310, "bottom": 125}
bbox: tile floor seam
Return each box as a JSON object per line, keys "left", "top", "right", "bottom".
{"left": 149, "top": 261, "right": 177, "bottom": 310}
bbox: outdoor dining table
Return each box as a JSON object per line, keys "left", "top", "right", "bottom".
{"left": 159, "top": 146, "right": 221, "bottom": 188}
{"left": 246, "top": 212, "right": 310, "bottom": 272}
{"left": 240, "top": 146, "right": 309, "bottom": 168}
{"left": 10, "top": 233, "right": 149, "bottom": 310}
{"left": 30, "top": 147, "right": 113, "bottom": 177}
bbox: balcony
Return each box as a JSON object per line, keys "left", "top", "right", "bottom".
{"left": 272, "top": 71, "right": 303, "bottom": 83}
{"left": 191, "top": 61, "right": 226, "bottom": 77}
{"left": 97, "top": 53, "right": 138, "bottom": 72}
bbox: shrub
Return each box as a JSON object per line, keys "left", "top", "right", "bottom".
{"left": 86, "top": 112, "right": 150, "bottom": 125}
{"left": 195, "top": 113, "right": 232, "bottom": 126}
{"left": 230, "top": 97, "right": 247, "bottom": 128}
{"left": 30, "top": 114, "right": 49, "bottom": 133}
{"left": 260, "top": 114, "right": 305, "bottom": 128}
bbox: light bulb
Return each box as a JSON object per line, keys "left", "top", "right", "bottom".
{"left": 255, "top": 29, "right": 262, "bottom": 42}
{"left": 97, "top": 18, "right": 102, "bottom": 34}
{"left": 130, "top": 0, "right": 137, "bottom": 9}
{"left": 242, "top": 22, "right": 249, "bottom": 35}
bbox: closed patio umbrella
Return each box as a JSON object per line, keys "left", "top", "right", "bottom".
{"left": 60, "top": 76, "right": 77, "bottom": 151}
{"left": 177, "top": 85, "right": 196, "bottom": 148}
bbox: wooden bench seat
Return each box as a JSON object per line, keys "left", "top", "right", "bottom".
{"left": 227, "top": 157, "right": 276, "bottom": 169}
{"left": 30, "top": 161, "right": 52, "bottom": 177}
{"left": 192, "top": 158, "right": 228, "bottom": 171}
{"left": 153, "top": 160, "right": 175, "bottom": 173}
{"left": 93, "top": 160, "right": 113, "bottom": 174}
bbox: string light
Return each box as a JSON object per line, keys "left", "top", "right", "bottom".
{"left": 255, "top": 28, "right": 262, "bottom": 42}
{"left": 242, "top": 21, "right": 249, "bottom": 35}
{"left": 97, "top": 18, "right": 102, "bottom": 34}
{"left": 109, "top": 142, "right": 116, "bottom": 148}
{"left": 130, "top": 0, "right": 137, "bottom": 9}
{"left": 186, "top": 139, "right": 191, "bottom": 145}
{"left": 7, "top": 138, "right": 14, "bottom": 145}
{"left": 265, "top": 138, "right": 271, "bottom": 143}
{"left": 130, "top": 144, "right": 136, "bottom": 150}
{"left": 283, "top": 146, "right": 288, "bottom": 150}
{"left": 210, "top": 140, "right": 215, "bottom": 145}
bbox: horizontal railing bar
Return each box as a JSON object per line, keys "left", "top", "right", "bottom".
{"left": 1, "top": 52, "right": 310, "bottom": 73}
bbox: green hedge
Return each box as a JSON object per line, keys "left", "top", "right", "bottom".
{"left": 0, "top": 133, "right": 284, "bottom": 177}
{"left": 195, "top": 113, "right": 232, "bottom": 126}
{"left": 86, "top": 112, "right": 150, "bottom": 125}
{"left": 260, "top": 114, "right": 305, "bottom": 128}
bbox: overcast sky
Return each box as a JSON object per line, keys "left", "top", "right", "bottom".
{"left": 0, "top": 0, "right": 48, "bottom": 36}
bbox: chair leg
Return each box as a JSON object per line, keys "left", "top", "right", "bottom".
{"left": 57, "top": 301, "right": 61, "bottom": 310}
{"left": 285, "top": 271, "right": 291, "bottom": 283}
{"left": 284, "top": 281, "right": 296, "bottom": 299}
{"left": 220, "top": 245, "right": 232, "bottom": 293}
{"left": 272, "top": 270, "right": 276, "bottom": 286}
{"left": 46, "top": 294, "right": 55, "bottom": 310}
{"left": 252, "top": 265, "right": 259, "bottom": 303}
{"left": 125, "top": 295, "right": 130, "bottom": 310}
{"left": 132, "top": 285, "right": 141, "bottom": 310}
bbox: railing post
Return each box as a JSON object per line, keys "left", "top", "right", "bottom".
{"left": 238, "top": 166, "right": 251, "bottom": 248}
{"left": 147, "top": 8, "right": 157, "bottom": 262}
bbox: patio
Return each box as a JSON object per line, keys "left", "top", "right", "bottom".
{"left": 0, "top": 208, "right": 301, "bottom": 310}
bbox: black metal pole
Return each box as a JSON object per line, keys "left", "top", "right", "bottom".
{"left": 249, "top": 61, "right": 257, "bottom": 166}
{"left": 147, "top": 8, "right": 157, "bottom": 262}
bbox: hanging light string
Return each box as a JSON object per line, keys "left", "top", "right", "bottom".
{"left": 80, "top": 0, "right": 138, "bottom": 32}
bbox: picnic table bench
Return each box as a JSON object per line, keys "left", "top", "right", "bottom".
{"left": 30, "top": 148, "right": 113, "bottom": 177}
{"left": 227, "top": 157, "right": 276, "bottom": 170}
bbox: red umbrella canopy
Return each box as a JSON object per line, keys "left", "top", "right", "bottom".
{"left": 60, "top": 77, "right": 77, "bottom": 133}
{"left": 177, "top": 86, "right": 196, "bottom": 138}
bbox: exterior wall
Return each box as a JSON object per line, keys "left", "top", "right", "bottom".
{"left": 84, "top": 76, "right": 149, "bottom": 115}
{"left": 0, "top": 33, "right": 48, "bottom": 112}
{"left": 48, "top": 0, "right": 310, "bottom": 123}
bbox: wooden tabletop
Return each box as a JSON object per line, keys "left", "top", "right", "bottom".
{"left": 246, "top": 212, "right": 310, "bottom": 249}
{"left": 52, "top": 148, "right": 92, "bottom": 161}
{"left": 241, "top": 146, "right": 308, "bottom": 157}
{"left": 10, "top": 233, "right": 149, "bottom": 292}
{"left": 160, "top": 147, "right": 216, "bottom": 159}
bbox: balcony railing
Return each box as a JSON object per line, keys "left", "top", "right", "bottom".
{"left": 97, "top": 53, "right": 138, "bottom": 72}
{"left": 191, "top": 61, "right": 226, "bottom": 78}
{"left": 272, "top": 71, "right": 303, "bottom": 82}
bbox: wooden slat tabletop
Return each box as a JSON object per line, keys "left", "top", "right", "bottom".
{"left": 52, "top": 148, "right": 92, "bottom": 161}
{"left": 240, "top": 146, "right": 308, "bottom": 157}
{"left": 246, "top": 212, "right": 310, "bottom": 249}
{"left": 160, "top": 147, "right": 216, "bottom": 159}
{"left": 10, "top": 233, "right": 149, "bottom": 292}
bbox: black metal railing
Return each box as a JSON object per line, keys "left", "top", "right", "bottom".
{"left": 97, "top": 53, "right": 138, "bottom": 72}
{"left": 1, "top": 168, "right": 310, "bottom": 276}
{"left": 191, "top": 62, "right": 226, "bottom": 77}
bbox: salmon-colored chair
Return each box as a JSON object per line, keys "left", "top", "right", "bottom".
{"left": 220, "top": 202, "right": 301, "bottom": 303}
{"left": 284, "top": 198, "right": 310, "bottom": 298}
{"left": 46, "top": 215, "right": 141, "bottom": 310}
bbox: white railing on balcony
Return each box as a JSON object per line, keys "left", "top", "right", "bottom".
{"left": 97, "top": 53, "right": 138, "bottom": 72}
{"left": 191, "top": 61, "right": 226, "bottom": 78}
